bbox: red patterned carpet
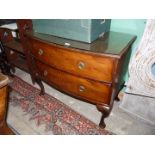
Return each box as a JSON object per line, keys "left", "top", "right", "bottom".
{"left": 8, "top": 76, "right": 111, "bottom": 135}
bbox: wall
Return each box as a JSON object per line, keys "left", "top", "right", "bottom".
{"left": 110, "top": 19, "right": 146, "bottom": 81}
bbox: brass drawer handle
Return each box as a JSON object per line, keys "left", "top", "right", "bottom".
{"left": 79, "top": 85, "right": 85, "bottom": 92}
{"left": 10, "top": 50, "right": 14, "bottom": 55}
{"left": 38, "top": 49, "right": 44, "bottom": 55}
{"left": 78, "top": 61, "right": 85, "bottom": 70}
{"left": 43, "top": 70, "right": 48, "bottom": 76}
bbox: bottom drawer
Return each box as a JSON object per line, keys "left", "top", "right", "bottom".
{"left": 36, "top": 61, "right": 112, "bottom": 105}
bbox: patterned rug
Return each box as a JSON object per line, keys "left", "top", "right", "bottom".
{"left": 8, "top": 76, "right": 111, "bottom": 135}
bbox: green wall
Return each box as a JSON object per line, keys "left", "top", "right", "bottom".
{"left": 110, "top": 19, "right": 146, "bottom": 81}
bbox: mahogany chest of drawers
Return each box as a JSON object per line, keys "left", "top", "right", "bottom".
{"left": 25, "top": 31, "right": 136, "bottom": 128}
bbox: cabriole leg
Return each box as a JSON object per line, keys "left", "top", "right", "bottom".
{"left": 35, "top": 78, "right": 45, "bottom": 95}
{"left": 96, "top": 104, "right": 111, "bottom": 129}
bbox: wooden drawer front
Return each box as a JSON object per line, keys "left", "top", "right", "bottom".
{"left": 32, "top": 39, "right": 114, "bottom": 83}
{"left": 36, "top": 61, "right": 111, "bottom": 105}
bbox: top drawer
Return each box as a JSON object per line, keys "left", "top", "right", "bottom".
{"left": 31, "top": 39, "right": 114, "bottom": 83}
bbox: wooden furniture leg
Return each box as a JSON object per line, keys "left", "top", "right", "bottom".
{"left": 33, "top": 72, "right": 45, "bottom": 95}
{"left": 35, "top": 78, "right": 45, "bottom": 95}
{"left": 0, "top": 41, "right": 14, "bottom": 76}
{"left": 115, "top": 81, "right": 125, "bottom": 101}
{"left": 97, "top": 104, "right": 111, "bottom": 128}
{"left": 0, "top": 73, "right": 14, "bottom": 134}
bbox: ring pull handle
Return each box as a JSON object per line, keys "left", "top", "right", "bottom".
{"left": 79, "top": 85, "right": 85, "bottom": 92}
{"left": 43, "top": 70, "right": 48, "bottom": 76}
{"left": 10, "top": 50, "right": 14, "bottom": 55}
{"left": 38, "top": 49, "right": 44, "bottom": 55}
{"left": 78, "top": 61, "right": 85, "bottom": 70}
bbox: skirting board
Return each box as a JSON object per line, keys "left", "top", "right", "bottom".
{"left": 120, "top": 93, "right": 155, "bottom": 127}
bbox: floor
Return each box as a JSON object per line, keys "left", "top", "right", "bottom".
{"left": 6, "top": 68, "right": 155, "bottom": 135}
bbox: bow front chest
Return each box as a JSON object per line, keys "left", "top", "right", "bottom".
{"left": 25, "top": 31, "right": 136, "bottom": 128}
